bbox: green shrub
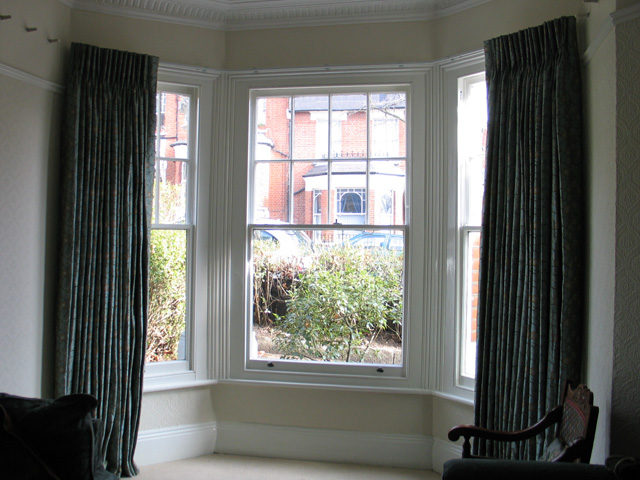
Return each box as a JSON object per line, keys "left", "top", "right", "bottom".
{"left": 252, "top": 239, "right": 306, "bottom": 326}
{"left": 274, "top": 246, "right": 403, "bottom": 362}
{"left": 146, "top": 229, "right": 186, "bottom": 362}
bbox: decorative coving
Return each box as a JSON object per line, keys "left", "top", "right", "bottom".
{"left": 60, "top": 0, "right": 492, "bottom": 30}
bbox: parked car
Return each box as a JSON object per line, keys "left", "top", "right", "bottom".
{"left": 347, "top": 232, "right": 404, "bottom": 251}
{"left": 255, "top": 228, "right": 313, "bottom": 254}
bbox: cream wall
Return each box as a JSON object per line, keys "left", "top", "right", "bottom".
{"left": 70, "top": 10, "right": 226, "bottom": 69}
{"left": 583, "top": 0, "right": 617, "bottom": 463}
{"left": 0, "top": 0, "right": 69, "bottom": 83}
{"left": 582, "top": 0, "right": 640, "bottom": 461}
{"left": 0, "top": 74, "right": 62, "bottom": 398}
{"left": 433, "top": 0, "right": 584, "bottom": 60}
{"left": 224, "top": 0, "right": 584, "bottom": 70}
{"left": 0, "top": 0, "right": 68, "bottom": 398}
{"left": 224, "top": 21, "right": 435, "bottom": 70}
{"left": 611, "top": 13, "right": 640, "bottom": 457}
{"left": 208, "top": 384, "right": 431, "bottom": 434}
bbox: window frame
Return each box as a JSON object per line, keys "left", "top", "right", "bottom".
{"left": 143, "top": 66, "right": 216, "bottom": 390}
{"left": 225, "top": 68, "right": 429, "bottom": 389}
{"left": 441, "top": 52, "right": 486, "bottom": 400}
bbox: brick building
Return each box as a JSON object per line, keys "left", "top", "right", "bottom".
{"left": 254, "top": 94, "right": 406, "bottom": 241}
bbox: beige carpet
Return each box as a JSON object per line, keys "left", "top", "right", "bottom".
{"left": 135, "top": 454, "right": 440, "bottom": 479}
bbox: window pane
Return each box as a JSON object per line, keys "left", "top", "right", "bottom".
{"left": 254, "top": 161, "right": 290, "bottom": 222}
{"left": 331, "top": 94, "right": 367, "bottom": 159}
{"left": 157, "top": 92, "right": 190, "bottom": 160}
{"left": 256, "top": 96, "right": 291, "bottom": 160}
{"left": 292, "top": 161, "right": 325, "bottom": 225}
{"left": 458, "top": 72, "right": 486, "bottom": 382}
{"left": 251, "top": 228, "right": 404, "bottom": 365}
{"left": 461, "top": 230, "right": 480, "bottom": 378}
{"left": 369, "top": 93, "right": 406, "bottom": 158}
{"left": 147, "top": 229, "right": 187, "bottom": 363}
{"left": 155, "top": 160, "right": 187, "bottom": 224}
{"left": 459, "top": 73, "right": 487, "bottom": 227}
{"left": 369, "top": 160, "right": 406, "bottom": 225}
{"left": 293, "top": 96, "right": 329, "bottom": 160}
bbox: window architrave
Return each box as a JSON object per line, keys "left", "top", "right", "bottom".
{"left": 224, "top": 67, "right": 430, "bottom": 389}
{"left": 440, "top": 52, "right": 486, "bottom": 401}
{"left": 142, "top": 65, "right": 216, "bottom": 390}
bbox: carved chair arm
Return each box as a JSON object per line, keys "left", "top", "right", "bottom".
{"left": 448, "top": 405, "right": 563, "bottom": 458}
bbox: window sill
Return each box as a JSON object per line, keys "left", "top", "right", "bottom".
{"left": 218, "top": 377, "right": 425, "bottom": 396}
{"left": 142, "top": 378, "right": 218, "bottom": 393}
{"left": 430, "top": 389, "right": 475, "bottom": 407}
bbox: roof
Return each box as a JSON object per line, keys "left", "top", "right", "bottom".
{"left": 294, "top": 94, "right": 406, "bottom": 112}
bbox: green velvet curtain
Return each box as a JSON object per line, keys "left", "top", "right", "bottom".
{"left": 474, "top": 17, "right": 585, "bottom": 460}
{"left": 55, "top": 43, "right": 158, "bottom": 476}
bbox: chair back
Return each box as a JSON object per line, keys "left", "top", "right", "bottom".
{"left": 555, "top": 383, "right": 599, "bottom": 463}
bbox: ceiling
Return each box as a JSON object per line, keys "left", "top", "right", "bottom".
{"left": 62, "top": 0, "right": 493, "bottom": 30}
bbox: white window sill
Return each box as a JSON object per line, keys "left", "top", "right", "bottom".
{"left": 142, "top": 378, "right": 218, "bottom": 393}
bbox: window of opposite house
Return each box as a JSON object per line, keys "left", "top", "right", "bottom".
{"left": 146, "top": 83, "right": 197, "bottom": 370}
{"left": 249, "top": 87, "right": 408, "bottom": 371}
{"left": 457, "top": 72, "right": 487, "bottom": 384}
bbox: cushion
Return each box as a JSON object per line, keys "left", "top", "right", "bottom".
{"left": 540, "top": 437, "right": 567, "bottom": 461}
{"left": 0, "top": 393, "right": 98, "bottom": 479}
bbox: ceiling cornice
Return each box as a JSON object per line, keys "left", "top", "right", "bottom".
{"left": 60, "top": 0, "right": 494, "bottom": 31}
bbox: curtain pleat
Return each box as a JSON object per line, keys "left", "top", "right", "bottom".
{"left": 474, "top": 17, "right": 585, "bottom": 460}
{"left": 56, "top": 43, "right": 158, "bottom": 476}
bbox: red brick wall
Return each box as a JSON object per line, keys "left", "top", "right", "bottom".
{"left": 260, "top": 97, "right": 406, "bottom": 228}
{"left": 160, "top": 93, "right": 189, "bottom": 185}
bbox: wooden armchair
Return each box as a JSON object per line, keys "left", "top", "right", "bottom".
{"left": 448, "top": 382, "right": 599, "bottom": 463}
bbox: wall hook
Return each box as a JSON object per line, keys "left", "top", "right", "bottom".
{"left": 48, "top": 38, "right": 60, "bottom": 43}
{"left": 25, "top": 27, "right": 37, "bottom": 32}
{"left": 0, "top": 15, "right": 12, "bottom": 21}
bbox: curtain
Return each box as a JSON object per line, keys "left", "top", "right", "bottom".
{"left": 474, "top": 17, "right": 585, "bottom": 460}
{"left": 56, "top": 43, "right": 158, "bottom": 476}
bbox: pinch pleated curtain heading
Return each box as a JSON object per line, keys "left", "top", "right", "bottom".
{"left": 56, "top": 43, "right": 158, "bottom": 476}
{"left": 474, "top": 16, "right": 585, "bottom": 460}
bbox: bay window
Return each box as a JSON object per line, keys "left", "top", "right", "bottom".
{"left": 143, "top": 53, "right": 486, "bottom": 395}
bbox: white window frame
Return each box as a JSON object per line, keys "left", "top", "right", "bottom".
{"left": 224, "top": 68, "right": 429, "bottom": 389}
{"left": 441, "top": 51, "right": 486, "bottom": 400}
{"left": 143, "top": 66, "right": 215, "bottom": 390}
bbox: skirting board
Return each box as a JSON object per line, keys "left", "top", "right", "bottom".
{"left": 215, "top": 421, "right": 433, "bottom": 470}
{"left": 134, "top": 421, "right": 459, "bottom": 470}
{"left": 431, "top": 438, "right": 463, "bottom": 474}
{"left": 135, "top": 422, "right": 217, "bottom": 466}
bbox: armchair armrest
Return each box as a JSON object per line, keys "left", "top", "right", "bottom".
{"left": 448, "top": 405, "right": 563, "bottom": 458}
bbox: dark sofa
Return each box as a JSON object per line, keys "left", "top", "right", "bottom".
{"left": 0, "top": 392, "right": 118, "bottom": 479}
{"left": 442, "top": 458, "right": 640, "bottom": 480}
